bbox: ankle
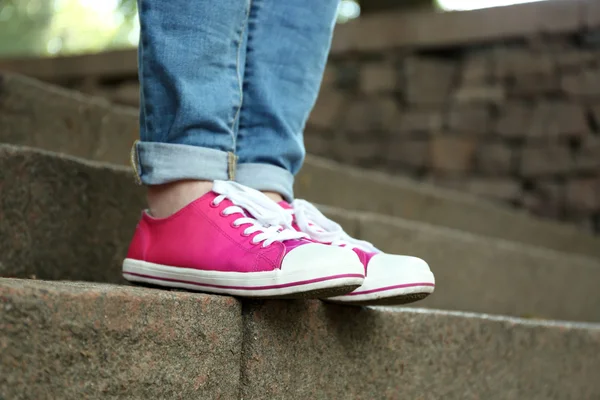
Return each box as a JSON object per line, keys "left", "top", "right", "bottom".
{"left": 262, "top": 191, "right": 285, "bottom": 204}
{"left": 147, "top": 180, "right": 213, "bottom": 218}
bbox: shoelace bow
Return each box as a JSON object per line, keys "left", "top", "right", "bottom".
{"left": 212, "top": 180, "right": 308, "bottom": 247}
{"left": 291, "top": 199, "right": 380, "bottom": 253}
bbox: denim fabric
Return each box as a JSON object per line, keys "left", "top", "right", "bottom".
{"left": 134, "top": 0, "right": 339, "bottom": 201}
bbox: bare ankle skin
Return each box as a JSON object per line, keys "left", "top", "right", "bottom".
{"left": 147, "top": 180, "right": 213, "bottom": 218}
{"left": 262, "top": 191, "right": 285, "bottom": 203}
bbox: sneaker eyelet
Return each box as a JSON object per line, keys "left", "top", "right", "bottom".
{"left": 241, "top": 231, "right": 251, "bottom": 237}
{"left": 219, "top": 210, "right": 228, "bottom": 217}
{"left": 231, "top": 221, "right": 240, "bottom": 228}
{"left": 210, "top": 200, "right": 219, "bottom": 208}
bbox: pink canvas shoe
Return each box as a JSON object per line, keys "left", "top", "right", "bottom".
{"left": 123, "top": 181, "right": 365, "bottom": 298}
{"left": 281, "top": 200, "right": 435, "bottom": 306}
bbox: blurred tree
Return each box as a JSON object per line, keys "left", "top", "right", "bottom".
{"left": 0, "top": 0, "right": 441, "bottom": 59}
{"left": 0, "top": 0, "right": 139, "bottom": 58}
{"left": 0, "top": 0, "right": 55, "bottom": 56}
{"left": 118, "top": 0, "right": 137, "bottom": 23}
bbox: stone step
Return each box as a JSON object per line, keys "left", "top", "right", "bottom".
{"left": 2, "top": 73, "right": 599, "bottom": 259}
{"left": 0, "top": 279, "right": 241, "bottom": 399}
{"left": 2, "top": 144, "right": 599, "bottom": 322}
{"left": 242, "top": 298, "right": 600, "bottom": 400}
{"left": 297, "top": 158, "right": 600, "bottom": 260}
{"left": 320, "top": 205, "right": 600, "bottom": 322}
{"left": 2, "top": 279, "right": 599, "bottom": 399}
{"left": 0, "top": 144, "right": 143, "bottom": 285}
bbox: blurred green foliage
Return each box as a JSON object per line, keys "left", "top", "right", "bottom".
{"left": 0, "top": 0, "right": 438, "bottom": 59}
{"left": 0, "top": 0, "right": 54, "bottom": 56}
{"left": 0, "top": 0, "right": 138, "bottom": 58}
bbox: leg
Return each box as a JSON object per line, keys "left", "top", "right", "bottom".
{"left": 235, "top": 0, "right": 340, "bottom": 202}
{"left": 124, "top": 0, "right": 365, "bottom": 298}
{"left": 229, "top": 1, "right": 435, "bottom": 305}
{"left": 134, "top": 0, "right": 250, "bottom": 216}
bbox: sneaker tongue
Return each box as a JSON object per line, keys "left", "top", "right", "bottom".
{"left": 278, "top": 201, "right": 293, "bottom": 210}
{"left": 278, "top": 201, "right": 331, "bottom": 235}
{"left": 278, "top": 201, "right": 305, "bottom": 233}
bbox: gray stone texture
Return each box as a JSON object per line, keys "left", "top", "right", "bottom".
{"left": 495, "top": 102, "right": 532, "bottom": 137}
{"left": 306, "top": 90, "right": 345, "bottom": 129}
{"left": 360, "top": 62, "right": 397, "bottom": 94}
{"left": 555, "top": 50, "right": 598, "bottom": 70}
{"left": 454, "top": 84, "right": 505, "bottom": 104}
{"left": 332, "top": 138, "right": 381, "bottom": 165}
{"left": 3, "top": 278, "right": 600, "bottom": 400}
{"left": 303, "top": 131, "right": 333, "bottom": 157}
{"left": 465, "top": 178, "right": 521, "bottom": 202}
{"left": 0, "top": 73, "right": 137, "bottom": 166}
{"left": 591, "top": 103, "right": 600, "bottom": 127}
{"left": 241, "top": 300, "right": 600, "bottom": 400}
{"left": 0, "top": 145, "right": 144, "bottom": 283}
{"left": 429, "top": 135, "right": 477, "bottom": 173}
{"left": 561, "top": 68, "right": 600, "bottom": 97}
{"left": 576, "top": 136, "right": 600, "bottom": 172}
{"left": 523, "top": 181, "right": 565, "bottom": 220}
{"left": 395, "top": 109, "right": 443, "bottom": 133}
{"left": 3, "top": 143, "right": 599, "bottom": 322}
{"left": 446, "top": 105, "right": 492, "bottom": 133}
{"left": 2, "top": 74, "right": 600, "bottom": 259}
{"left": 461, "top": 52, "right": 492, "bottom": 83}
{"left": 529, "top": 101, "right": 589, "bottom": 139}
{"left": 509, "top": 74, "right": 560, "bottom": 97}
{"left": 566, "top": 178, "right": 600, "bottom": 213}
{"left": 476, "top": 142, "right": 514, "bottom": 175}
{"left": 493, "top": 49, "right": 555, "bottom": 78}
{"left": 0, "top": 279, "right": 242, "bottom": 400}
{"left": 386, "top": 139, "right": 429, "bottom": 169}
{"left": 520, "top": 146, "right": 573, "bottom": 177}
{"left": 343, "top": 97, "right": 397, "bottom": 135}
{"left": 297, "top": 156, "right": 600, "bottom": 259}
{"left": 320, "top": 205, "right": 600, "bottom": 322}
{"left": 3, "top": 4, "right": 600, "bottom": 233}
{"left": 403, "top": 57, "right": 457, "bottom": 105}
{"left": 331, "top": 0, "right": 586, "bottom": 52}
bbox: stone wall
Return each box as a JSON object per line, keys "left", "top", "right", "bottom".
{"left": 1, "top": 0, "right": 599, "bottom": 232}
{"left": 307, "top": 0, "right": 600, "bottom": 232}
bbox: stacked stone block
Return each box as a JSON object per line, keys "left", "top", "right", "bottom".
{"left": 307, "top": 36, "right": 600, "bottom": 232}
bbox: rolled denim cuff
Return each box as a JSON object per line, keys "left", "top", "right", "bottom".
{"left": 132, "top": 141, "right": 233, "bottom": 185}
{"left": 236, "top": 163, "right": 295, "bottom": 202}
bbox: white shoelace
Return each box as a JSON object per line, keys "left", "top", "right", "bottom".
{"left": 292, "top": 199, "right": 380, "bottom": 253}
{"left": 212, "top": 180, "right": 308, "bottom": 247}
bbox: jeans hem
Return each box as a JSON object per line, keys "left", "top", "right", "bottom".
{"left": 236, "top": 163, "right": 295, "bottom": 202}
{"left": 133, "top": 141, "right": 232, "bottom": 185}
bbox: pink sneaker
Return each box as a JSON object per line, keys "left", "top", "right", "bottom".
{"left": 281, "top": 200, "right": 435, "bottom": 306}
{"left": 123, "top": 181, "right": 365, "bottom": 298}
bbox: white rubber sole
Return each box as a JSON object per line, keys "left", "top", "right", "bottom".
{"left": 122, "top": 258, "right": 364, "bottom": 299}
{"left": 325, "top": 269, "right": 435, "bottom": 305}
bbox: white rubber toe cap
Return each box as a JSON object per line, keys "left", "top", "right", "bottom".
{"left": 361, "top": 254, "right": 435, "bottom": 290}
{"left": 281, "top": 243, "right": 365, "bottom": 278}
{"left": 325, "top": 253, "right": 435, "bottom": 303}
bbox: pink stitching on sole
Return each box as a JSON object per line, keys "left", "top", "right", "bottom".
{"left": 346, "top": 282, "right": 435, "bottom": 296}
{"left": 123, "top": 271, "right": 364, "bottom": 291}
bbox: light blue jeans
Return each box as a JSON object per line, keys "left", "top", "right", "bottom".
{"left": 132, "top": 0, "right": 339, "bottom": 201}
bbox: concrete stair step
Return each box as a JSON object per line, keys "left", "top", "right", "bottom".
{"left": 2, "top": 278, "right": 599, "bottom": 399}
{"left": 321, "top": 205, "right": 600, "bottom": 323}
{"left": 2, "top": 144, "right": 599, "bottom": 322}
{"left": 297, "top": 157, "right": 600, "bottom": 260}
{"left": 0, "top": 279, "right": 241, "bottom": 399}
{"left": 2, "top": 73, "right": 599, "bottom": 258}
{"left": 0, "top": 144, "right": 143, "bottom": 285}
